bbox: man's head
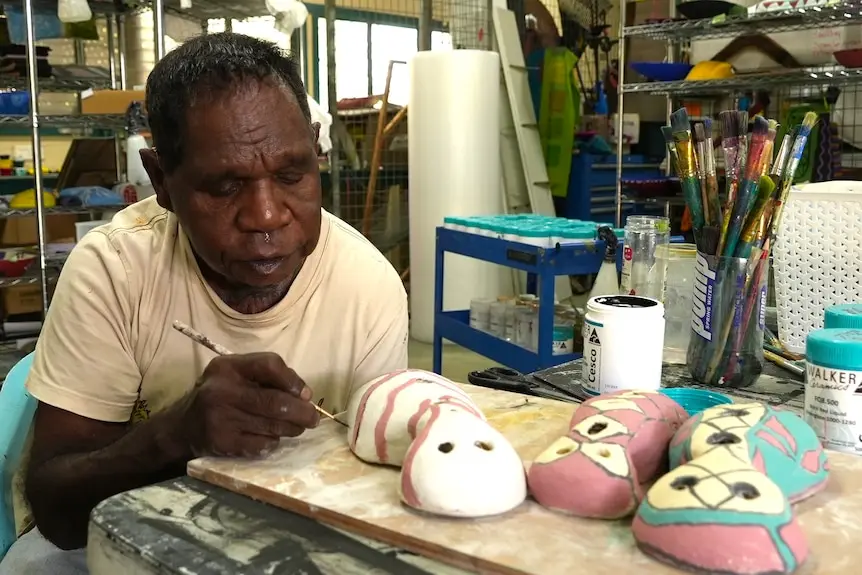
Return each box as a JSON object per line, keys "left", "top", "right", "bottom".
{"left": 142, "top": 32, "right": 321, "bottom": 298}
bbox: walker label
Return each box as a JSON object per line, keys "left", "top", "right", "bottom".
{"left": 758, "top": 285, "right": 768, "bottom": 330}
{"left": 805, "top": 364, "right": 862, "bottom": 455}
{"left": 582, "top": 323, "right": 602, "bottom": 395}
{"left": 691, "top": 252, "right": 717, "bottom": 341}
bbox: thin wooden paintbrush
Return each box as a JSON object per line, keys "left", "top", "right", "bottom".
{"left": 722, "top": 116, "right": 770, "bottom": 258}
{"left": 172, "top": 320, "right": 347, "bottom": 427}
{"left": 671, "top": 108, "right": 705, "bottom": 245}
{"left": 717, "top": 110, "right": 747, "bottom": 255}
{"left": 702, "top": 118, "right": 722, "bottom": 227}
{"left": 694, "top": 122, "right": 710, "bottom": 225}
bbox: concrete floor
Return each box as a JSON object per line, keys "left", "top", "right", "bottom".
{"left": 407, "top": 340, "right": 497, "bottom": 383}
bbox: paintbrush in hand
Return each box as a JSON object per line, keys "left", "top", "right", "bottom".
{"left": 172, "top": 320, "right": 347, "bottom": 427}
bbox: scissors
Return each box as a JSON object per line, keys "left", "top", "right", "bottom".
{"left": 467, "top": 367, "right": 585, "bottom": 403}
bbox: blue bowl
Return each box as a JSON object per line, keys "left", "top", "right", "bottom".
{"left": 660, "top": 387, "right": 732, "bottom": 416}
{"left": 630, "top": 62, "right": 693, "bottom": 82}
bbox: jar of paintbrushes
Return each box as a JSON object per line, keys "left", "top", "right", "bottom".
{"left": 663, "top": 107, "right": 818, "bottom": 387}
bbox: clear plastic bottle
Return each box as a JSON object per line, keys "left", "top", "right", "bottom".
{"left": 619, "top": 216, "right": 670, "bottom": 299}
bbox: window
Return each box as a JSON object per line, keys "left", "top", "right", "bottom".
{"left": 370, "top": 24, "right": 417, "bottom": 106}
{"left": 317, "top": 19, "right": 369, "bottom": 111}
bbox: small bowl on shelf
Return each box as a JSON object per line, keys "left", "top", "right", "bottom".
{"left": 630, "top": 62, "right": 693, "bottom": 82}
{"left": 834, "top": 48, "right": 862, "bottom": 69}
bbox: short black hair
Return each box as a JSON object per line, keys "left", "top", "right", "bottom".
{"left": 146, "top": 32, "right": 311, "bottom": 173}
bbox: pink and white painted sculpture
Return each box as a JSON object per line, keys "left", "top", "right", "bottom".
{"left": 527, "top": 390, "right": 688, "bottom": 518}
{"left": 345, "top": 369, "right": 527, "bottom": 518}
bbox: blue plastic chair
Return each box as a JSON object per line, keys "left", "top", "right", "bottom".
{"left": 0, "top": 352, "right": 36, "bottom": 559}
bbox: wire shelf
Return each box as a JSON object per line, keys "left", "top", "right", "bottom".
{"left": 0, "top": 205, "right": 127, "bottom": 218}
{"left": 0, "top": 76, "right": 112, "bottom": 93}
{"left": 622, "top": 66, "right": 862, "bottom": 95}
{"left": 623, "top": 2, "right": 862, "bottom": 40}
{"left": 0, "top": 273, "right": 59, "bottom": 288}
{"left": 161, "top": 0, "right": 271, "bottom": 20}
{"left": 0, "top": 114, "right": 125, "bottom": 129}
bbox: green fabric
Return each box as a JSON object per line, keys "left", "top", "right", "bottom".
{"left": 538, "top": 48, "right": 580, "bottom": 198}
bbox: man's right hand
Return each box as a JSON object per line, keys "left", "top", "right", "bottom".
{"left": 174, "top": 352, "right": 321, "bottom": 459}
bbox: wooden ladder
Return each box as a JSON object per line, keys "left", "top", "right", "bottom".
{"left": 492, "top": 4, "right": 572, "bottom": 300}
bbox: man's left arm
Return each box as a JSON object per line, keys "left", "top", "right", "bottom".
{"left": 352, "top": 266, "right": 409, "bottom": 389}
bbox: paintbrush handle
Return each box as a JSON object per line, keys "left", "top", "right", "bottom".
{"left": 682, "top": 177, "right": 705, "bottom": 232}
{"left": 171, "top": 320, "right": 346, "bottom": 427}
{"left": 705, "top": 175, "right": 722, "bottom": 227}
{"left": 722, "top": 178, "right": 762, "bottom": 258}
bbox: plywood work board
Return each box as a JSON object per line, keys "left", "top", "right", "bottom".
{"left": 188, "top": 384, "right": 862, "bottom": 575}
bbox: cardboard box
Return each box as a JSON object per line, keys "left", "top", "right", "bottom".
{"left": 80, "top": 89, "right": 146, "bottom": 115}
{"left": 2, "top": 285, "right": 43, "bottom": 315}
{"left": 0, "top": 214, "right": 78, "bottom": 247}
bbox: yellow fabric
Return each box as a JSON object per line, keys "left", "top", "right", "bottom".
{"left": 686, "top": 61, "right": 733, "bottom": 81}
{"left": 9, "top": 189, "right": 55, "bottom": 209}
{"left": 14, "top": 197, "right": 409, "bottom": 532}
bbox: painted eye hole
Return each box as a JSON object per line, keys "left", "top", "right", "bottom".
{"left": 588, "top": 421, "right": 608, "bottom": 435}
{"left": 706, "top": 431, "right": 741, "bottom": 445}
{"left": 438, "top": 442, "right": 454, "bottom": 453}
{"left": 731, "top": 482, "right": 760, "bottom": 500}
{"left": 671, "top": 475, "right": 700, "bottom": 490}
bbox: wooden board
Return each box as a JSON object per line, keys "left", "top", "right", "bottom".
{"left": 188, "top": 385, "right": 862, "bottom": 575}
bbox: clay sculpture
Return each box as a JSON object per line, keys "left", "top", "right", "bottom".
{"left": 345, "top": 369, "right": 527, "bottom": 518}
{"left": 633, "top": 402, "right": 829, "bottom": 574}
{"left": 527, "top": 390, "right": 688, "bottom": 518}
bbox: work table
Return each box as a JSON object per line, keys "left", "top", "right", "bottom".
{"left": 87, "top": 359, "right": 813, "bottom": 575}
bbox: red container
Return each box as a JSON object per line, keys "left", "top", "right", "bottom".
{"left": 834, "top": 49, "right": 862, "bottom": 69}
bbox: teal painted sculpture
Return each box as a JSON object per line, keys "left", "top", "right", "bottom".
{"left": 633, "top": 402, "right": 829, "bottom": 574}
{"left": 668, "top": 403, "right": 829, "bottom": 502}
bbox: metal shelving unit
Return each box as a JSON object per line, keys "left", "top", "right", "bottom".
{"left": 16, "top": 0, "right": 168, "bottom": 317}
{"left": 15, "top": 0, "right": 283, "bottom": 322}
{"left": 613, "top": 1, "right": 862, "bottom": 225}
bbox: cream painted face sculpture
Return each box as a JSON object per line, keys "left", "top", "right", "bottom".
{"left": 527, "top": 390, "right": 688, "bottom": 518}
{"left": 634, "top": 402, "right": 829, "bottom": 575}
{"left": 345, "top": 369, "right": 527, "bottom": 518}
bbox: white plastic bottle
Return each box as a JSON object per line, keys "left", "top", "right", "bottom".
{"left": 581, "top": 295, "right": 665, "bottom": 396}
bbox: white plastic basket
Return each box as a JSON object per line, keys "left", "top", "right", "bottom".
{"left": 772, "top": 181, "right": 862, "bottom": 354}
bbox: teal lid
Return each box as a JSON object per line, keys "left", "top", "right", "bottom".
{"left": 824, "top": 304, "right": 862, "bottom": 330}
{"left": 807, "top": 328, "right": 862, "bottom": 371}
{"left": 563, "top": 228, "right": 596, "bottom": 240}
{"left": 660, "top": 388, "right": 732, "bottom": 416}
{"left": 443, "top": 216, "right": 457, "bottom": 225}
{"left": 613, "top": 228, "right": 625, "bottom": 238}
{"left": 521, "top": 227, "right": 548, "bottom": 237}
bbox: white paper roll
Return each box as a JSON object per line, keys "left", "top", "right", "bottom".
{"left": 409, "top": 50, "right": 511, "bottom": 344}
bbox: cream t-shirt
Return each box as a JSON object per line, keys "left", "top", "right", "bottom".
{"left": 15, "top": 197, "right": 408, "bottom": 533}
{"left": 27, "top": 196, "right": 408, "bottom": 422}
